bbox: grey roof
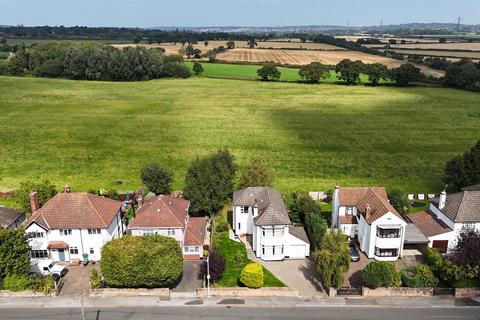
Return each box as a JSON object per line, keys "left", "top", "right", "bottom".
{"left": 404, "top": 223, "right": 429, "bottom": 244}
{"left": 289, "top": 226, "right": 310, "bottom": 244}
{"left": 462, "top": 184, "right": 480, "bottom": 191}
{"left": 430, "top": 191, "right": 480, "bottom": 223}
{"left": 0, "top": 207, "right": 24, "bottom": 228}
{"left": 233, "top": 187, "right": 291, "bottom": 226}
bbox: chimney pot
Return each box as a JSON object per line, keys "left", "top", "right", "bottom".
{"left": 439, "top": 189, "right": 447, "bottom": 210}
{"left": 365, "top": 203, "right": 371, "bottom": 218}
{"left": 29, "top": 192, "right": 39, "bottom": 213}
{"left": 63, "top": 185, "right": 71, "bottom": 193}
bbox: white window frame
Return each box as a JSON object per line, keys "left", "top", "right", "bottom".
{"left": 60, "top": 229, "right": 72, "bottom": 236}
{"left": 69, "top": 247, "right": 79, "bottom": 255}
{"left": 167, "top": 228, "right": 176, "bottom": 236}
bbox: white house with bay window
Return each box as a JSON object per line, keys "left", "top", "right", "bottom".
{"left": 332, "top": 185, "right": 407, "bottom": 261}
{"left": 25, "top": 189, "right": 125, "bottom": 262}
{"left": 233, "top": 187, "right": 310, "bottom": 261}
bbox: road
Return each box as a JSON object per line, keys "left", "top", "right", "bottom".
{"left": 0, "top": 305, "right": 479, "bottom": 320}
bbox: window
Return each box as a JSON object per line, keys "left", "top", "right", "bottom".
{"left": 262, "top": 229, "right": 266, "bottom": 236}
{"left": 272, "top": 246, "right": 276, "bottom": 255}
{"left": 167, "top": 228, "right": 176, "bottom": 236}
{"left": 194, "top": 247, "right": 199, "bottom": 253}
{"left": 374, "top": 247, "right": 398, "bottom": 257}
{"left": 262, "top": 245, "right": 265, "bottom": 255}
{"left": 281, "top": 245, "right": 284, "bottom": 255}
{"left": 30, "top": 250, "right": 48, "bottom": 259}
{"left": 142, "top": 230, "right": 156, "bottom": 235}
{"left": 88, "top": 229, "right": 101, "bottom": 235}
{"left": 238, "top": 223, "right": 241, "bottom": 230}
{"left": 29, "top": 232, "right": 45, "bottom": 239}
{"left": 346, "top": 206, "right": 354, "bottom": 215}
{"left": 89, "top": 248, "right": 94, "bottom": 254}
{"left": 60, "top": 229, "right": 72, "bottom": 236}
{"left": 184, "top": 247, "right": 198, "bottom": 253}
{"left": 69, "top": 247, "right": 79, "bottom": 255}
{"left": 240, "top": 206, "right": 249, "bottom": 214}
{"left": 376, "top": 228, "right": 401, "bottom": 238}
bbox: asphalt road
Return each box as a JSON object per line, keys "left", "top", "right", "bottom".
{"left": 0, "top": 306, "right": 479, "bottom": 320}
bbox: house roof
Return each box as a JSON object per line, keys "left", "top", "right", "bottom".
{"left": 25, "top": 192, "right": 122, "bottom": 230}
{"left": 288, "top": 226, "right": 310, "bottom": 244}
{"left": 462, "top": 184, "right": 480, "bottom": 191}
{"left": 233, "top": 187, "right": 291, "bottom": 226}
{"left": 430, "top": 191, "right": 480, "bottom": 223}
{"left": 404, "top": 223, "right": 429, "bottom": 244}
{"left": 129, "top": 195, "right": 189, "bottom": 229}
{"left": 184, "top": 216, "right": 207, "bottom": 247}
{"left": 407, "top": 211, "right": 453, "bottom": 237}
{"left": 339, "top": 215, "right": 358, "bottom": 224}
{"left": 338, "top": 187, "right": 403, "bottom": 224}
{"left": 0, "top": 207, "right": 24, "bottom": 228}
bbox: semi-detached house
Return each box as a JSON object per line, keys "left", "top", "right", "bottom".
{"left": 24, "top": 189, "right": 125, "bottom": 262}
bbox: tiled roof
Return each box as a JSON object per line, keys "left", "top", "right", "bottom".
{"left": 47, "top": 241, "right": 69, "bottom": 249}
{"left": 184, "top": 216, "right": 207, "bottom": 246}
{"left": 234, "top": 187, "right": 291, "bottom": 226}
{"left": 129, "top": 195, "right": 189, "bottom": 229}
{"left": 407, "top": 211, "right": 453, "bottom": 237}
{"left": 25, "top": 193, "right": 121, "bottom": 230}
{"left": 339, "top": 215, "right": 358, "bottom": 224}
{"left": 404, "top": 223, "right": 429, "bottom": 244}
{"left": 338, "top": 187, "right": 387, "bottom": 205}
{"left": 0, "top": 207, "right": 24, "bottom": 227}
{"left": 288, "top": 226, "right": 310, "bottom": 244}
{"left": 430, "top": 191, "right": 480, "bottom": 223}
{"left": 462, "top": 184, "right": 480, "bottom": 191}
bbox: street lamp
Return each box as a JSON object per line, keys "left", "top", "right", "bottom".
{"left": 206, "top": 255, "right": 211, "bottom": 298}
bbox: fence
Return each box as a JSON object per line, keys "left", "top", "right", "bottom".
{"left": 336, "top": 287, "right": 362, "bottom": 296}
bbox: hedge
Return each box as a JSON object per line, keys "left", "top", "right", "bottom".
{"left": 362, "top": 261, "right": 401, "bottom": 288}
{"left": 100, "top": 235, "right": 183, "bottom": 288}
{"left": 239, "top": 262, "right": 264, "bottom": 288}
{"left": 401, "top": 264, "right": 438, "bottom": 288}
{"left": 2, "top": 274, "right": 31, "bottom": 292}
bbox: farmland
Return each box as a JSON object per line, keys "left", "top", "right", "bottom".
{"left": 0, "top": 76, "right": 479, "bottom": 194}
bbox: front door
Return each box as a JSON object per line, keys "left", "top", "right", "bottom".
{"left": 58, "top": 249, "right": 65, "bottom": 261}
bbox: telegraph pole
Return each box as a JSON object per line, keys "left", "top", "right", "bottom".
{"left": 456, "top": 16, "right": 463, "bottom": 32}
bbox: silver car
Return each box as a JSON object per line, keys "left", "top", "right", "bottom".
{"left": 349, "top": 244, "right": 360, "bottom": 262}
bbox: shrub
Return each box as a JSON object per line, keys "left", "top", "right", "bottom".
{"left": 2, "top": 274, "right": 31, "bottom": 292}
{"left": 257, "top": 63, "right": 281, "bottom": 81}
{"left": 239, "top": 262, "right": 264, "bottom": 288}
{"left": 200, "top": 251, "right": 226, "bottom": 282}
{"left": 100, "top": 235, "right": 183, "bottom": 288}
{"left": 30, "top": 275, "right": 55, "bottom": 294}
{"left": 362, "top": 261, "right": 400, "bottom": 288}
{"left": 140, "top": 163, "right": 174, "bottom": 195}
{"left": 90, "top": 269, "right": 101, "bottom": 289}
{"left": 401, "top": 264, "right": 438, "bottom": 288}
{"left": 215, "top": 221, "right": 230, "bottom": 233}
{"left": 237, "top": 159, "right": 274, "bottom": 189}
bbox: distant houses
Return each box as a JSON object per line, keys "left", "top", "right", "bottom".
{"left": 0, "top": 206, "right": 25, "bottom": 229}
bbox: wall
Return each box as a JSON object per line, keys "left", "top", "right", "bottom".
{"left": 362, "top": 287, "right": 433, "bottom": 297}
{"left": 196, "top": 287, "right": 299, "bottom": 297}
{"left": 454, "top": 288, "right": 480, "bottom": 298}
{"left": 90, "top": 288, "right": 170, "bottom": 297}
{"left": 129, "top": 227, "right": 184, "bottom": 244}
{"left": 0, "top": 290, "right": 53, "bottom": 297}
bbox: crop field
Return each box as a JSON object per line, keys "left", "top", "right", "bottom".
{"left": 0, "top": 76, "right": 478, "bottom": 194}
{"left": 216, "top": 48, "right": 444, "bottom": 77}
{"left": 366, "top": 42, "right": 480, "bottom": 51}
{"left": 388, "top": 49, "right": 480, "bottom": 60}
{"left": 6, "top": 38, "right": 128, "bottom": 46}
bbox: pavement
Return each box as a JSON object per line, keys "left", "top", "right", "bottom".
{"left": 171, "top": 261, "right": 203, "bottom": 293}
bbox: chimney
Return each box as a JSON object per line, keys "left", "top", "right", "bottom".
{"left": 365, "top": 203, "right": 371, "bottom": 219}
{"left": 439, "top": 186, "right": 447, "bottom": 210}
{"left": 29, "top": 192, "right": 39, "bottom": 213}
{"left": 63, "top": 184, "right": 71, "bottom": 193}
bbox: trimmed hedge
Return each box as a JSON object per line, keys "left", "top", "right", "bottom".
{"left": 2, "top": 274, "right": 31, "bottom": 292}
{"left": 362, "top": 261, "right": 401, "bottom": 288}
{"left": 239, "top": 262, "right": 264, "bottom": 288}
{"left": 101, "top": 235, "right": 183, "bottom": 288}
{"left": 401, "top": 264, "right": 438, "bottom": 288}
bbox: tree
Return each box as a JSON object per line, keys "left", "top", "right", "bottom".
{"left": 313, "top": 229, "right": 350, "bottom": 289}
{"left": 387, "top": 189, "right": 407, "bottom": 215}
{"left": 257, "top": 63, "right": 281, "bottom": 81}
{"left": 298, "top": 62, "right": 329, "bottom": 83}
{"left": 449, "top": 227, "right": 480, "bottom": 267}
{"left": 247, "top": 39, "right": 257, "bottom": 49}
{"left": 443, "top": 140, "right": 480, "bottom": 190}
{"left": 238, "top": 159, "right": 274, "bottom": 189}
{"left": 362, "top": 260, "right": 401, "bottom": 288}
{"left": 203, "top": 40, "right": 209, "bottom": 47}
{"left": 444, "top": 59, "right": 480, "bottom": 91}
{"left": 286, "top": 192, "right": 322, "bottom": 225}
{"left": 363, "top": 63, "right": 390, "bottom": 85}
{"left": 193, "top": 62, "right": 204, "bottom": 76}
{"left": 184, "top": 149, "right": 236, "bottom": 216}
{"left": 0, "top": 228, "right": 30, "bottom": 282}
{"left": 101, "top": 235, "right": 183, "bottom": 288}
{"left": 16, "top": 179, "right": 57, "bottom": 214}
{"left": 200, "top": 251, "right": 225, "bottom": 282}
{"left": 140, "top": 163, "right": 173, "bottom": 195}
{"left": 335, "top": 59, "right": 364, "bottom": 85}
{"left": 226, "top": 41, "right": 235, "bottom": 49}
{"left": 439, "top": 37, "right": 447, "bottom": 43}
{"left": 185, "top": 45, "right": 195, "bottom": 58}
{"left": 391, "top": 63, "right": 421, "bottom": 86}
{"left": 305, "top": 211, "right": 327, "bottom": 251}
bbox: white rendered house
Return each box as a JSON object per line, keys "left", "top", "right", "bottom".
{"left": 332, "top": 185, "right": 407, "bottom": 261}
{"left": 128, "top": 195, "right": 207, "bottom": 260}
{"left": 408, "top": 184, "right": 480, "bottom": 252}
{"left": 25, "top": 190, "right": 125, "bottom": 262}
{"left": 233, "top": 187, "right": 310, "bottom": 261}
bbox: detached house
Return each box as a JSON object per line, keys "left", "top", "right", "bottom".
{"left": 24, "top": 189, "right": 125, "bottom": 262}
{"left": 233, "top": 187, "right": 310, "bottom": 261}
{"left": 128, "top": 195, "right": 207, "bottom": 260}
{"left": 408, "top": 185, "right": 480, "bottom": 252}
{"left": 332, "top": 185, "right": 407, "bottom": 261}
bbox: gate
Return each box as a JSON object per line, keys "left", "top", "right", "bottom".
{"left": 337, "top": 287, "right": 362, "bottom": 296}
{"left": 433, "top": 287, "right": 454, "bottom": 296}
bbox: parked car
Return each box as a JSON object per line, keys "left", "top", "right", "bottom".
{"left": 349, "top": 244, "right": 360, "bottom": 262}
{"left": 29, "top": 259, "right": 67, "bottom": 280}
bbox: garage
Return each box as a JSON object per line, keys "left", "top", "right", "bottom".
{"left": 432, "top": 240, "right": 449, "bottom": 253}
{"left": 287, "top": 244, "right": 308, "bottom": 258}
{"left": 285, "top": 226, "right": 310, "bottom": 259}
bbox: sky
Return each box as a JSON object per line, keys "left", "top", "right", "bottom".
{"left": 0, "top": 0, "right": 478, "bottom": 27}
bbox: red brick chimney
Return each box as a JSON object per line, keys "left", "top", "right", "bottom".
{"left": 29, "top": 192, "right": 39, "bottom": 213}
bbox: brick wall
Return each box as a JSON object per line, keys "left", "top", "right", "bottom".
{"left": 454, "top": 288, "right": 480, "bottom": 298}
{"left": 196, "top": 287, "right": 299, "bottom": 298}
{"left": 90, "top": 288, "right": 170, "bottom": 297}
{"left": 362, "top": 287, "right": 433, "bottom": 297}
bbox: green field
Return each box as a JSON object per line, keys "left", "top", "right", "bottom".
{"left": 5, "top": 38, "right": 129, "bottom": 46}
{"left": 0, "top": 52, "right": 9, "bottom": 59}
{"left": 185, "top": 62, "right": 381, "bottom": 83}
{"left": 0, "top": 75, "right": 479, "bottom": 194}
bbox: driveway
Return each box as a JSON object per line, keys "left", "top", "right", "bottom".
{"left": 171, "top": 261, "right": 203, "bottom": 292}
{"left": 260, "top": 259, "right": 323, "bottom": 297}
{"left": 343, "top": 250, "right": 369, "bottom": 287}
{"left": 59, "top": 263, "right": 98, "bottom": 296}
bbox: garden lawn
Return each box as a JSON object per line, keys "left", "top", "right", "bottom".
{"left": 0, "top": 76, "right": 479, "bottom": 193}
{"left": 212, "top": 208, "right": 285, "bottom": 287}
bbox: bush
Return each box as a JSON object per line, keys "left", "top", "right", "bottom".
{"left": 90, "top": 269, "right": 101, "bottom": 289}
{"left": 30, "top": 275, "right": 55, "bottom": 294}
{"left": 100, "top": 235, "right": 183, "bottom": 288}
{"left": 401, "top": 264, "right": 438, "bottom": 288}
{"left": 2, "top": 274, "right": 31, "bottom": 292}
{"left": 215, "top": 221, "right": 230, "bottom": 233}
{"left": 362, "top": 261, "right": 400, "bottom": 288}
{"left": 140, "top": 163, "right": 173, "bottom": 195}
{"left": 162, "top": 62, "right": 191, "bottom": 78}
{"left": 239, "top": 262, "right": 264, "bottom": 288}
{"left": 200, "top": 251, "right": 226, "bottom": 282}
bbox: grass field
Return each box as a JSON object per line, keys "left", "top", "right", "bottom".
{"left": 6, "top": 38, "right": 129, "bottom": 46}
{"left": 0, "top": 76, "right": 479, "bottom": 194}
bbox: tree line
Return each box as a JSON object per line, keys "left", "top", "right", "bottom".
{"left": 0, "top": 42, "right": 190, "bottom": 81}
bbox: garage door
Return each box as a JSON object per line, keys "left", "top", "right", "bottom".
{"left": 287, "top": 244, "right": 306, "bottom": 258}
{"left": 432, "top": 240, "right": 448, "bottom": 253}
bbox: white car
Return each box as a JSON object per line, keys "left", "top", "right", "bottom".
{"left": 29, "top": 259, "right": 67, "bottom": 280}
